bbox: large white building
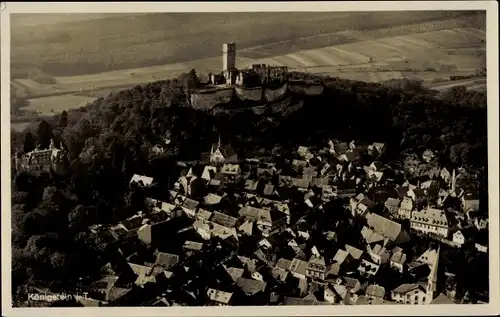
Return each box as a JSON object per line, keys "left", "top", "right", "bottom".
{"left": 410, "top": 207, "right": 449, "bottom": 237}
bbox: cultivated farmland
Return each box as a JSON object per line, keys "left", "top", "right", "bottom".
{"left": 10, "top": 11, "right": 486, "bottom": 126}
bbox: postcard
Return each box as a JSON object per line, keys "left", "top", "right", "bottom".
{"left": 1, "top": 1, "right": 498, "bottom": 316}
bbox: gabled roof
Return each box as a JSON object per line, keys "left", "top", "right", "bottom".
{"left": 130, "top": 174, "right": 153, "bottom": 186}
{"left": 309, "top": 256, "right": 326, "bottom": 267}
{"left": 361, "top": 226, "right": 386, "bottom": 245}
{"left": 390, "top": 250, "right": 407, "bottom": 265}
{"left": 333, "top": 249, "right": 349, "bottom": 264}
{"left": 236, "top": 277, "right": 267, "bottom": 295}
{"left": 212, "top": 143, "right": 237, "bottom": 158}
{"left": 183, "top": 241, "right": 203, "bottom": 251}
{"left": 411, "top": 208, "right": 448, "bottom": 227}
{"left": 366, "top": 213, "right": 402, "bottom": 242}
{"left": 155, "top": 252, "right": 179, "bottom": 270}
{"left": 391, "top": 283, "right": 425, "bottom": 294}
{"left": 366, "top": 284, "right": 385, "bottom": 298}
{"left": 345, "top": 244, "right": 363, "bottom": 260}
{"left": 224, "top": 265, "right": 244, "bottom": 282}
{"left": 207, "top": 288, "right": 233, "bottom": 304}
{"left": 212, "top": 211, "right": 238, "bottom": 228}
{"left": 431, "top": 293, "right": 456, "bottom": 304}
{"left": 238, "top": 220, "right": 253, "bottom": 235}
{"left": 385, "top": 197, "right": 400, "bottom": 208}
{"left": 204, "top": 193, "right": 222, "bottom": 205}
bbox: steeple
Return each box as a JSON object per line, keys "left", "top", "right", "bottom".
{"left": 218, "top": 134, "right": 221, "bottom": 148}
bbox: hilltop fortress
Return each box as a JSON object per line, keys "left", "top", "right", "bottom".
{"left": 189, "top": 43, "right": 324, "bottom": 111}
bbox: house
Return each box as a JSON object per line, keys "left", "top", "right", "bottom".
{"left": 87, "top": 275, "right": 133, "bottom": 305}
{"left": 397, "top": 197, "right": 413, "bottom": 220}
{"left": 390, "top": 247, "right": 407, "bottom": 273}
{"left": 306, "top": 256, "right": 327, "bottom": 280}
{"left": 238, "top": 220, "right": 253, "bottom": 236}
{"left": 201, "top": 165, "right": 218, "bottom": 182}
{"left": 183, "top": 241, "right": 203, "bottom": 254}
{"left": 422, "top": 150, "right": 436, "bottom": 163}
{"left": 345, "top": 244, "right": 364, "bottom": 261}
{"left": 410, "top": 208, "right": 449, "bottom": 238}
{"left": 292, "top": 178, "right": 310, "bottom": 190}
{"left": 206, "top": 288, "right": 233, "bottom": 306}
{"left": 332, "top": 277, "right": 362, "bottom": 303}
{"left": 204, "top": 193, "right": 223, "bottom": 206}
{"left": 391, "top": 283, "right": 428, "bottom": 304}
{"left": 130, "top": 174, "right": 154, "bottom": 187}
{"left": 154, "top": 252, "right": 180, "bottom": 270}
{"left": 297, "top": 146, "right": 311, "bottom": 158}
{"left": 367, "top": 142, "right": 386, "bottom": 158}
{"left": 365, "top": 213, "right": 408, "bottom": 244}
{"left": 263, "top": 183, "right": 277, "bottom": 197}
{"left": 338, "top": 151, "right": 360, "bottom": 163}
{"left": 245, "top": 179, "right": 260, "bottom": 192}
{"left": 292, "top": 159, "right": 308, "bottom": 170}
{"left": 440, "top": 168, "right": 452, "bottom": 184}
{"left": 475, "top": 243, "right": 488, "bottom": 253}
{"left": 210, "top": 138, "right": 238, "bottom": 165}
{"left": 452, "top": 230, "right": 466, "bottom": 246}
{"left": 367, "top": 244, "right": 390, "bottom": 265}
{"left": 461, "top": 192, "right": 480, "bottom": 213}
{"left": 361, "top": 226, "right": 386, "bottom": 246}
{"left": 221, "top": 164, "right": 241, "bottom": 179}
{"left": 276, "top": 258, "right": 308, "bottom": 280}
{"left": 212, "top": 211, "right": 238, "bottom": 228}
{"left": 236, "top": 277, "right": 267, "bottom": 296}
{"left": 365, "top": 284, "right": 385, "bottom": 300}
{"left": 324, "top": 285, "right": 339, "bottom": 304}
{"left": 271, "top": 266, "right": 289, "bottom": 283}
{"left": 358, "top": 259, "right": 380, "bottom": 277}
{"left": 431, "top": 293, "right": 456, "bottom": 304}
{"left": 384, "top": 198, "right": 400, "bottom": 216}
{"left": 350, "top": 194, "right": 375, "bottom": 217}
{"left": 328, "top": 141, "right": 349, "bottom": 156}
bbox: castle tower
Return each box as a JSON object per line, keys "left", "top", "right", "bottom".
{"left": 222, "top": 43, "right": 236, "bottom": 72}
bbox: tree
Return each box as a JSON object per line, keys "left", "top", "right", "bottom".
{"left": 23, "top": 131, "right": 36, "bottom": 153}
{"left": 37, "top": 120, "right": 54, "bottom": 149}
{"left": 58, "top": 110, "right": 69, "bottom": 128}
{"left": 182, "top": 69, "right": 200, "bottom": 91}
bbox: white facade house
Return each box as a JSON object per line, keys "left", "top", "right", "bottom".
{"left": 452, "top": 230, "right": 465, "bottom": 246}
{"left": 391, "top": 284, "right": 428, "bottom": 304}
{"left": 397, "top": 197, "right": 413, "bottom": 220}
{"left": 410, "top": 208, "right": 449, "bottom": 238}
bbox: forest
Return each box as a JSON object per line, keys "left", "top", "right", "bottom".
{"left": 10, "top": 70, "right": 488, "bottom": 303}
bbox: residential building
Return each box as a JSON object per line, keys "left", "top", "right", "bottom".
{"left": 305, "top": 256, "right": 327, "bottom": 281}
{"left": 391, "top": 283, "right": 428, "bottom": 304}
{"left": 452, "top": 230, "right": 465, "bottom": 246}
{"left": 410, "top": 208, "right": 449, "bottom": 238}
{"left": 398, "top": 197, "right": 413, "bottom": 220}
{"left": 206, "top": 288, "right": 233, "bottom": 306}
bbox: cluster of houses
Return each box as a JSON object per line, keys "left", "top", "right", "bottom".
{"left": 38, "top": 137, "right": 487, "bottom": 307}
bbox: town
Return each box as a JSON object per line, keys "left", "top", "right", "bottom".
{"left": 18, "top": 133, "right": 489, "bottom": 307}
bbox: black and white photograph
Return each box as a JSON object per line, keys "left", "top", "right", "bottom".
{"left": 1, "top": 2, "right": 498, "bottom": 316}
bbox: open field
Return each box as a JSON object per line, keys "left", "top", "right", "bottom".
{"left": 11, "top": 11, "right": 481, "bottom": 77}
{"left": 12, "top": 26, "right": 485, "bottom": 102}
{"left": 24, "top": 94, "right": 98, "bottom": 116}
{"left": 10, "top": 12, "right": 486, "bottom": 127}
